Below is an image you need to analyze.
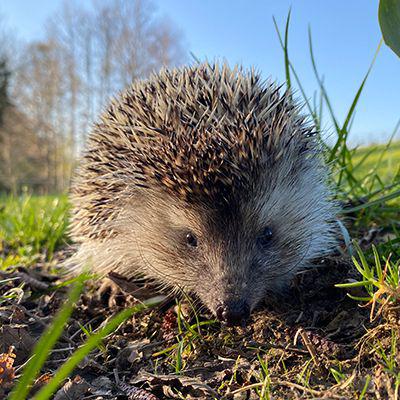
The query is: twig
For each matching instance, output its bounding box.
[229,380,324,396]
[296,328,322,369]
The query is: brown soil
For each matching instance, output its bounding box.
[0,251,398,399]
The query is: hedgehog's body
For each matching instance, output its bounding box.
[69,63,337,325]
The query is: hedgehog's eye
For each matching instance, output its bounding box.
[257,227,273,248]
[185,231,198,247]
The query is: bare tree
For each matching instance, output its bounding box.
[47,0,185,146]
[1,0,186,193]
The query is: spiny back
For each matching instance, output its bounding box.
[71,62,315,240]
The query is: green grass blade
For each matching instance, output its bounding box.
[9,276,86,400]
[346,294,372,302]
[335,280,372,288]
[308,26,340,134]
[366,118,400,192]
[283,8,292,92]
[352,146,383,172]
[33,296,163,400]
[341,41,382,134]
[365,181,400,202]
[328,40,381,164]
[355,243,372,277]
[372,245,383,281]
[273,14,321,130]
[352,257,369,278]
[358,375,371,400]
[175,340,184,374]
[342,188,400,213]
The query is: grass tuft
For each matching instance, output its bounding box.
[0,194,69,264]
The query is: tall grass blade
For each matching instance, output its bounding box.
[9,275,86,400]
[283,8,292,92]
[342,188,400,213]
[341,41,382,134]
[32,298,162,400]
[273,15,320,130]
[308,26,340,134]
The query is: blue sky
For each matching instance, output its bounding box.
[1,0,399,144]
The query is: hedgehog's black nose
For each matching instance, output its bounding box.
[216,300,250,326]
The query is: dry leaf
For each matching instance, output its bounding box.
[0,346,16,387]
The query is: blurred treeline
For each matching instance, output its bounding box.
[0,0,185,194]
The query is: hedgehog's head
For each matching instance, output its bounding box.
[117,153,335,326]
[70,63,337,326]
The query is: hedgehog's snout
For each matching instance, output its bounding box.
[216,299,250,327]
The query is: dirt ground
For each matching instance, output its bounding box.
[0,248,399,399]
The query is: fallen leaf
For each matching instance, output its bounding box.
[0,346,16,387]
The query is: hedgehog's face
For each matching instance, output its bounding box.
[123,194,273,326]
[183,209,286,327]
[180,200,312,327]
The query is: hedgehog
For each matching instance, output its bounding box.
[68,62,338,326]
